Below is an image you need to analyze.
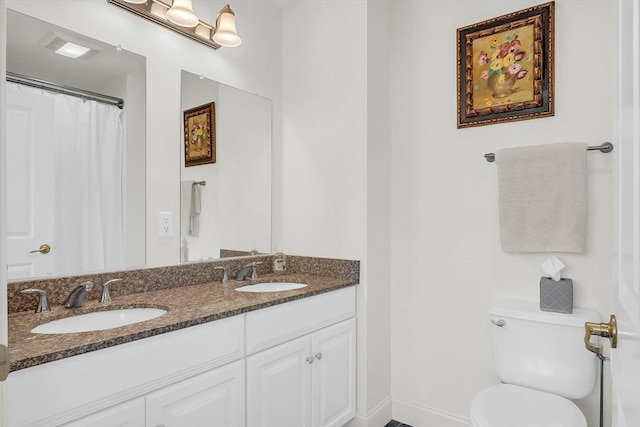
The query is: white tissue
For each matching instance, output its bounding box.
[542,256,565,281]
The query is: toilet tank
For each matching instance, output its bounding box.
[489,299,600,399]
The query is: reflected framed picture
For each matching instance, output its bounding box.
[456,2,554,128]
[184,102,216,166]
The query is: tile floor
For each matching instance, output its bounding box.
[385,421,413,427]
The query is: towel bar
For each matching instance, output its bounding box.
[192,181,206,186]
[484,142,614,163]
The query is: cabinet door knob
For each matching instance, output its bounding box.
[306,357,314,364]
[314,352,323,360]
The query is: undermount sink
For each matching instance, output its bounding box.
[31,308,167,334]
[235,282,307,293]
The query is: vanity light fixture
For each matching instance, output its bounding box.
[166,0,199,28]
[211,4,241,47]
[108,0,241,50]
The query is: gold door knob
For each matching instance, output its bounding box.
[30,244,51,255]
[584,314,617,356]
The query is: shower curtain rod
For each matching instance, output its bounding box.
[6,72,124,109]
[483,142,614,163]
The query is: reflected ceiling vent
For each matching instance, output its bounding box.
[41,32,103,59]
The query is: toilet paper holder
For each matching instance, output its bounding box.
[584,315,617,356]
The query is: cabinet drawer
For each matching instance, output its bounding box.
[245,286,355,355]
[61,398,145,427]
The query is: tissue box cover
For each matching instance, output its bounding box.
[540,277,573,314]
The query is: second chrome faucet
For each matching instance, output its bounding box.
[100,278,123,303]
[65,281,93,308]
[64,278,124,308]
[236,261,263,281]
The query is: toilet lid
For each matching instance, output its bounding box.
[470,384,587,427]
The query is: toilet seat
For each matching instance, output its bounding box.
[470,384,587,427]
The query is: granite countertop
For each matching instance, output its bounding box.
[8,273,356,372]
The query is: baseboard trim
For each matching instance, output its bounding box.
[392,398,470,427]
[345,395,392,427]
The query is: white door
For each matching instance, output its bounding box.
[246,335,312,427]
[612,0,640,426]
[145,360,245,427]
[1,3,9,425]
[5,84,55,279]
[311,319,356,427]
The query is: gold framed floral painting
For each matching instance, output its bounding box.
[184,102,216,167]
[457,2,554,128]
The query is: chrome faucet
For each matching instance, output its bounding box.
[20,289,51,313]
[100,278,123,303]
[65,281,93,308]
[214,266,229,284]
[236,261,262,281]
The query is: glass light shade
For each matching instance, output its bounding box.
[212,5,241,47]
[122,0,147,4]
[166,0,199,28]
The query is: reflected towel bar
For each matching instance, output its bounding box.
[193,181,206,186]
[484,142,614,163]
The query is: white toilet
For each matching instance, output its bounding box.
[470,299,600,427]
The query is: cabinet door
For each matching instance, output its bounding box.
[246,336,312,427]
[311,318,356,427]
[62,398,145,427]
[145,360,245,427]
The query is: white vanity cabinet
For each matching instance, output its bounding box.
[8,315,245,427]
[8,286,356,427]
[245,287,356,427]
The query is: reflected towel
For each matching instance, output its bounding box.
[190,182,201,235]
[180,181,201,237]
[495,142,587,253]
[180,181,193,237]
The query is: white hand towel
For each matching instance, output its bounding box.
[495,142,587,253]
[180,181,194,237]
[190,182,202,236]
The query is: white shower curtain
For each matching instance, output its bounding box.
[54,94,124,274]
[8,82,124,274]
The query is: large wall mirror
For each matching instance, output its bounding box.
[180,70,272,261]
[5,10,146,280]
[4,10,274,281]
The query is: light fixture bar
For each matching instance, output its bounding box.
[107,0,222,50]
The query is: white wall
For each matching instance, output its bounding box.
[389,1,615,426]
[280,1,388,425]
[6,0,283,268]
[365,0,392,425]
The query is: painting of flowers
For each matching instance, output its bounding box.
[457,2,554,128]
[474,28,533,109]
[184,102,216,167]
